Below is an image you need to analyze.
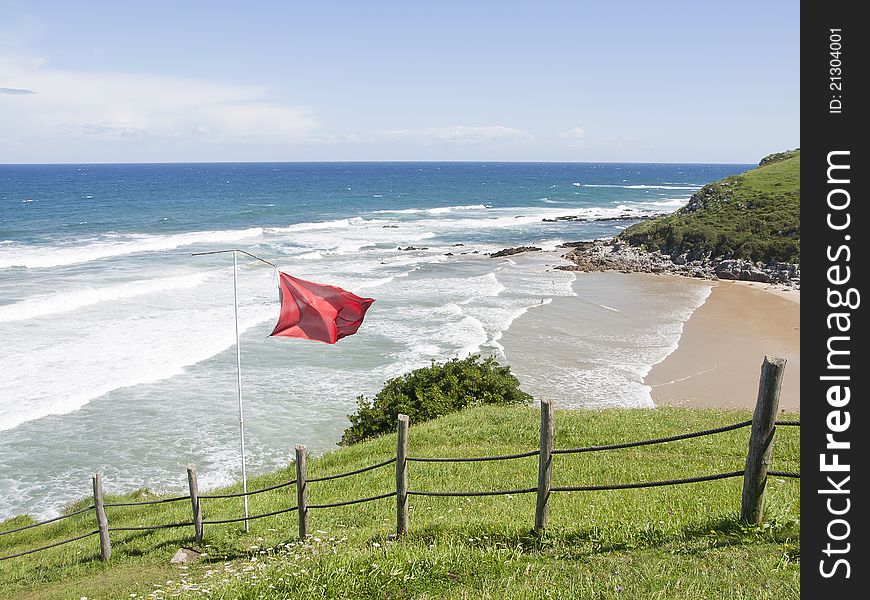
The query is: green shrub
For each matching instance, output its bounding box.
[341,355,532,445]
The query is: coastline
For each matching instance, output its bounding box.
[499,253,799,412]
[499,263,713,410]
[646,279,800,411]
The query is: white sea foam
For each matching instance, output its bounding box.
[269,217,366,233]
[583,184,700,190]
[353,276,396,291]
[0,272,210,323]
[372,204,489,215]
[0,270,279,431]
[624,184,700,190]
[499,272,711,409]
[0,228,264,269]
[633,198,687,208]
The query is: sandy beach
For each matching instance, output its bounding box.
[646,280,800,412]
[501,268,799,413]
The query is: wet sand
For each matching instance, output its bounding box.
[500,264,800,413]
[646,280,800,412]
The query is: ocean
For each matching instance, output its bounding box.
[0,161,750,519]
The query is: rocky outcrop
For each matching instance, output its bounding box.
[558,239,800,288]
[713,259,800,284]
[542,212,664,223]
[489,246,542,258]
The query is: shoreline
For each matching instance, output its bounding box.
[499,261,714,410]
[646,279,800,411]
[499,251,799,412]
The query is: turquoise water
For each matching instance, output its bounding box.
[0,161,748,518]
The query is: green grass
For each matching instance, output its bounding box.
[0,406,800,599]
[620,149,800,264]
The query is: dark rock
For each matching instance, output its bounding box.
[558,237,799,289]
[397,246,428,251]
[543,213,665,223]
[556,241,595,249]
[490,246,543,258]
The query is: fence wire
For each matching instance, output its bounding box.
[768,470,800,478]
[104,495,190,508]
[201,505,299,526]
[109,521,194,532]
[307,458,396,483]
[408,487,537,498]
[552,420,753,455]
[200,479,297,500]
[308,492,396,509]
[552,470,747,492]
[0,505,94,537]
[0,530,99,562]
[407,450,538,463]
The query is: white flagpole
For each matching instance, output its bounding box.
[192,248,276,532]
[232,250,249,531]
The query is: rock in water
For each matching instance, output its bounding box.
[489,246,542,258]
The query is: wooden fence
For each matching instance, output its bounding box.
[0,355,799,563]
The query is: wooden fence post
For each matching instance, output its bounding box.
[295,445,309,539]
[92,473,111,561]
[535,399,555,533]
[740,355,786,524]
[396,414,410,536]
[187,465,203,544]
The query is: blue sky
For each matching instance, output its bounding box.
[0,1,799,163]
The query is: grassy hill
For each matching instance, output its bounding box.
[620,150,800,264]
[1,406,799,599]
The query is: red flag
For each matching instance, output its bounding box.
[269,272,374,344]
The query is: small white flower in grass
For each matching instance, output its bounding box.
[372,542,381,548]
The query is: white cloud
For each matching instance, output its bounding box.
[0,56,319,147]
[0,87,34,95]
[559,126,587,140]
[379,125,533,144]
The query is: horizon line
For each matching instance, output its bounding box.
[0,158,758,167]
